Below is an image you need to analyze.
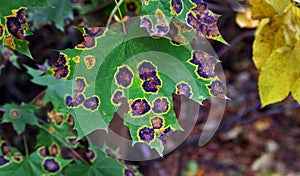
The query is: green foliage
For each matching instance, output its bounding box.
[56,20,223,155]
[0,0,226,174]
[0,0,49,18]
[2,103,38,134]
[251,1,300,106]
[26,0,77,31]
[64,142,126,176]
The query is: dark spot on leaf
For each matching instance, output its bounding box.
[152,98,169,114]
[131,99,151,116]
[85,149,96,162]
[151,116,164,129]
[10,109,20,119]
[158,126,173,146]
[84,55,96,69]
[16,8,26,24]
[1,143,11,155]
[49,143,59,156]
[6,8,26,39]
[75,77,87,93]
[208,80,224,96]
[190,51,217,78]
[39,147,48,157]
[124,169,136,176]
[142,76,162,93]
[115,66,134,88]
[66,93,85,107]
[43,158,60,173]
[76,36,96,49]
[53,54,67,68]
[186,3,221,38]
[53,65,70,79]
[67,137,77,146]
[138,126,154,143]
[112,90,123,105]
[85,27,105,38]
[176,82,192,97]
[83,96,100,111]
[52,114,64,125]
[0,24,4,39]
[171,0,183,14]
[13,153,22,162]
[140,15,169,37]
[138,61,157,80]
[0,156,10,167]
[66,96,73,107]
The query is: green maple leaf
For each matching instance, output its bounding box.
[59,19,225,155]
[2,103,38,134]
[0,150,71,175]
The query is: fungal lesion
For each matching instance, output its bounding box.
[189,50,217,79]
[157,126,174,146]
[5,8,27,40]
[140,10,170,37]
[170,0,184,15]
[52,54,70,79]
[114,65,134,88]
[83,96,100,111]
[137,61,162,93]
[42,158,61,173]
[130,98,151,116]
[76,27,106,50]
[150,116,164,129]
[84,55,96,69]
[111,89,124,106]
[208,80,225,97]
[176,81,193,98]
[152,97,170,114]
[137,126,155,143]
[186,0,222,38]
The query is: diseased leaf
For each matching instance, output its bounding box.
[0,0,49,18]
[140,0,227,44]
[259,46,300,107]
[253,10,296,70]
[27,66,74,110]
[0,148,71,175]
[0,8,32,58]
[61,20,225,155]
[249,0,277,19]
[64,142,126,176]
[26,0,76,31]
[253,5,300,106]
[265,0,290,13]
[2,103,38,134]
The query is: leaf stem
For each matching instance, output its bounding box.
[106,0,127,35]
[37,121,87,163]
[23,133,29,157]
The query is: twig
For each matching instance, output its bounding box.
[239,103,300,125]
[105,0,126,30]
[23,133,29,157]
[217,30,255,57]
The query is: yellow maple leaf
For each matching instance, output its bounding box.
[249,0,277,19]
[259,45,300,107]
